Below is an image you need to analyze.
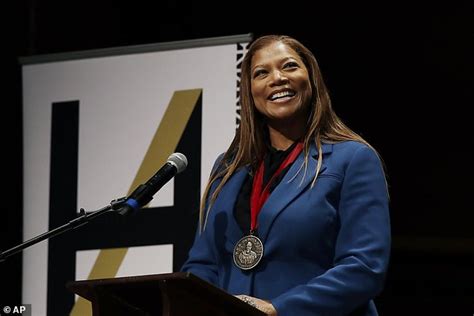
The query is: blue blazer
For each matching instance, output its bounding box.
[182,141,391,316]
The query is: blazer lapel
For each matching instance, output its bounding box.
[257,143,332,243]
[212,167,249,244]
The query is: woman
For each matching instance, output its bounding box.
[181,35,391,316]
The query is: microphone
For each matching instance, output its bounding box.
[117,152,188,215]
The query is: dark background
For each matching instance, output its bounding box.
[2,1,473,315]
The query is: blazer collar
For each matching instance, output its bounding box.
[309,141,333,157]
[211,167,248,244]
[258,142,333,243]
[211,142,333,245]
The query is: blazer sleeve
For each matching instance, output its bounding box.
[180,218,219,285]
[271,145,391,316]
[180,153,225,286]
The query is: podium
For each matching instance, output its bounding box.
[67,272,266,316]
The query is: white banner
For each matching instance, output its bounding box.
[21,36,250,315]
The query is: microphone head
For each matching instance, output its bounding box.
[167,152,188,173]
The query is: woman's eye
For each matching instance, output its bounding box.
[284,62,298,69]
[253,69,267,78]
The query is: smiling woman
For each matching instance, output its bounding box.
[181,35,391,316]
[250,41,312,150]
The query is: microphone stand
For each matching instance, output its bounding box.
[0,197,127,262]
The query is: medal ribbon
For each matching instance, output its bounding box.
[250,142,303,233]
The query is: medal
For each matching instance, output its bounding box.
[233,234,264,270]
[233,142,304,270]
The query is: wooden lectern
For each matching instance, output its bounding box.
[66,272,266,316]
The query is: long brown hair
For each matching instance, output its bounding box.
[199,35,374,231]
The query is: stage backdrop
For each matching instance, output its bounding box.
[21,34,251,316]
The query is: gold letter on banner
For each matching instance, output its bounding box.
[70,89,202,315]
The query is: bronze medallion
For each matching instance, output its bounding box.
[233,235,264,270]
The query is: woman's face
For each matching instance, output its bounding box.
[250,41,312,126]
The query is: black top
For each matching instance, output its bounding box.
[234,142,299,235]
